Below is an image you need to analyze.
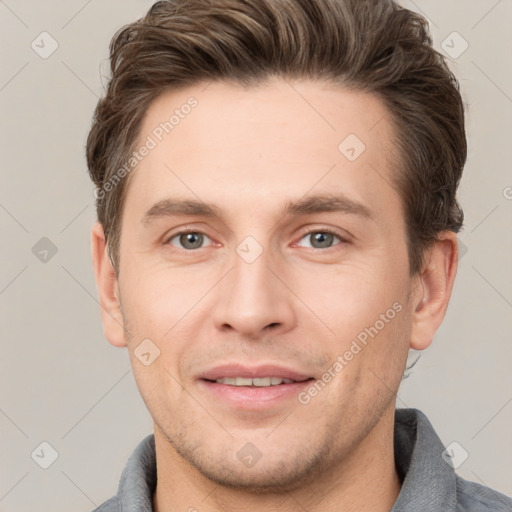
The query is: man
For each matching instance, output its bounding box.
[86,0,512,510]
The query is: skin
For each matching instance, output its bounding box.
[91,78,458,512]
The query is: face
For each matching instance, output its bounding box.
[108,78,423,491]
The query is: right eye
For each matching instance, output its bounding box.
[167,231,214,250]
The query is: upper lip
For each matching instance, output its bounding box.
[197,364,314,382]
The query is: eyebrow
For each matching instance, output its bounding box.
[283,194,373,220]
[141,193,374,225]
[142,199,221,225]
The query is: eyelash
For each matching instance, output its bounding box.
[165,227,348,251]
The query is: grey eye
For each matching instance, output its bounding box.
[169,232,210,250]
[298,232,340,249]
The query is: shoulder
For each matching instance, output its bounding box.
[456,475,512,511]
[89,434,156,512]
[90,496,120,511]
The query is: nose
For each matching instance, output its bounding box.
[212,243,297,338]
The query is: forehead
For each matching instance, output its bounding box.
[138,78,392,154]
[125,78,400,222]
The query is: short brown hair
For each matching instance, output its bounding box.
[86,0,466,276]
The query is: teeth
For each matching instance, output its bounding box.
[252,377,271,387]
[214,377,295,386]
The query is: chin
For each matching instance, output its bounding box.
[172,437,330,494]
[190,461,320,494]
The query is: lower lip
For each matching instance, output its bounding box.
[198,379,314,409]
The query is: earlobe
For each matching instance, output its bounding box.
[410,231,458,351]
[91,222,127,348]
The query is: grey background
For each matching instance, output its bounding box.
[0,1,511,510]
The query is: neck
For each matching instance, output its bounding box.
[153,407,401,512]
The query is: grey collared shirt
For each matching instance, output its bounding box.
[92,408,512,511]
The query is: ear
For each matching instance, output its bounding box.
[410,231,458,351]
[91,222,127,347]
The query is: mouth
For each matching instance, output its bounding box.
[204,376,311,387]
[196,364,315,409]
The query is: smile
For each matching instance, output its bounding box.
[212,377,298,386]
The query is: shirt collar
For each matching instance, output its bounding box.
[118,432,156,511]
[115,408,457,511]
[391,408,457,511]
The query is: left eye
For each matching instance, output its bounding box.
[168,232,213,250]
[297,231,342,249]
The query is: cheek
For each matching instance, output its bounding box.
[120,265,208,334]
[295,260,404,338]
